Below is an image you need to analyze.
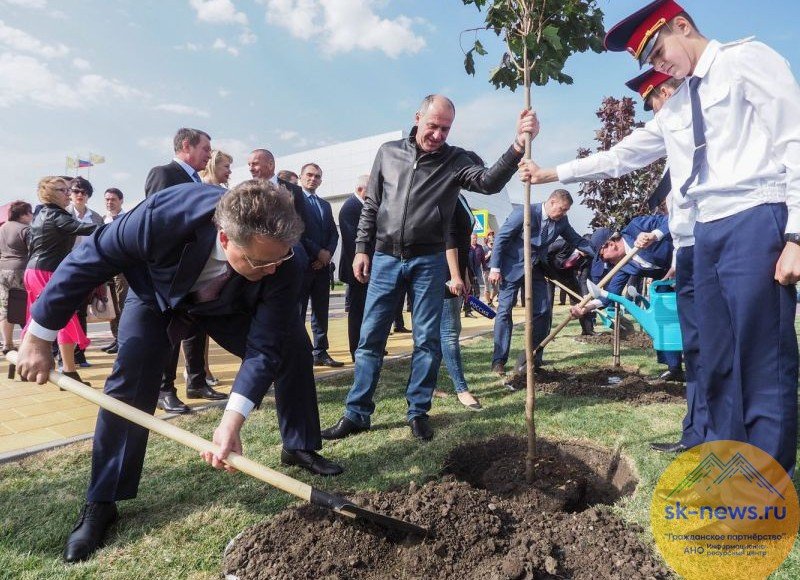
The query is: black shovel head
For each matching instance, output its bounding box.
[310,488,428,537]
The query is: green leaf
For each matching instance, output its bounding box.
[464,50,476,76]
[474,39,488,56]
[541,25,562,51]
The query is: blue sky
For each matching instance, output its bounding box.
[1,0,797,230]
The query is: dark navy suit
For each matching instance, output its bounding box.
[592,214,682,371]
[144,159,208,396]
[490,202,593,368]
[30,184,321,502]
[297,190,339,358]
[338,194,368,361]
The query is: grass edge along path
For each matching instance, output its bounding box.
[0,307,798,579]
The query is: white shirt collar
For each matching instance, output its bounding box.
[173,157,198,180]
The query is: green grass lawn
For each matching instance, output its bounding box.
[1,306,798,579]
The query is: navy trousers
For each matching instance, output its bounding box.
[300,268,332,358]
[694,203,797,474]
[675,245,705,447]
[346,280,368,361]
[492,263,549,369]
[87,292,322,502]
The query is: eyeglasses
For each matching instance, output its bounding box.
[70,188,87,195]
[242,247,294,269]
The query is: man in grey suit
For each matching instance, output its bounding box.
[489,189,593,376]
[144,128,224,414]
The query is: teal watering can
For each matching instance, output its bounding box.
[587,279,683,351]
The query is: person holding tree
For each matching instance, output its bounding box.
[519,0,800,475]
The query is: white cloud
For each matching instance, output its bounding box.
[0,20,68,58]
[238,29,257,45]
[212,38,239,56]
[189,0,248,26]
[218,87,230,97]
[175,42,202,51]
[278,130,298,141]
[2,0,48,9]
[137,136,174,155]
[0,53,146,108]
[211,137,252,165]
[154,103,210,118]
[260,0,426,58]
[72,57,90,70]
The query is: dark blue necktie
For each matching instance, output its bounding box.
[679,76,706,198]
[308,194,323,219]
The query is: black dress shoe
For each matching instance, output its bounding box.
[410,416,433,441]
[313,354,345,368]
[280,448,343,476]
[393,326,412,334]
[63,501,118,562]
[650,441,689,453]
[100,341,118,353]
[157,392,191,414]
[321,416,369,439]
[186,385,228,400]
[658,369,685,382]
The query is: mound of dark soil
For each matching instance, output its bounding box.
[573,331,654,350]
[505,367,685,406]
[222,437,672,580]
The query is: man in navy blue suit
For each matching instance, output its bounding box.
[297,163,343,367]
[339,175,370,361]
[573,214,683,380]
[489,189,594,375]
[15,180,342,563]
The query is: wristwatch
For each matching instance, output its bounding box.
[784,233,800,246]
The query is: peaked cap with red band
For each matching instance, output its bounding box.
[605,0,685,67]
[625,68,673,110]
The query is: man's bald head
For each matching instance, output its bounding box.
[248,148,275,179]
[414,94,456,153]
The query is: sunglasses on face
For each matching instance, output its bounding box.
[242,247,294,269]
[70,189,87,195]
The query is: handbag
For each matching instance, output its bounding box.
[86,283,117,323]
[7,287,27,326]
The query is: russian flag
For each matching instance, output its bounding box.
[77,159,93,168]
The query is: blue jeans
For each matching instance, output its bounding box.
[344,251,447,426]
[440,296,468,393]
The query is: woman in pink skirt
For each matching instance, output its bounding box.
[24,176,98,384]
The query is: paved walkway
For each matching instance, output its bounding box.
[0,303,513,461]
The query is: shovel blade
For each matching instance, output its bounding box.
[311,489,428,537]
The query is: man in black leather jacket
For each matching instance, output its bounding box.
[322,94,538,442]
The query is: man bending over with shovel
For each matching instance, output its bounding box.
[16,180,342,562]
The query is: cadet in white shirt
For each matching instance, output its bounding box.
[520,0,800,475]
[626,66,706,455]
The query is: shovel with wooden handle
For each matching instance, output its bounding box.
[534,246,641,352]
[545,277,613,327]
[5,351,428,537]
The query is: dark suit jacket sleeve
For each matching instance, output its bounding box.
[560,219,595,258]
[145,162,192,197]
[324,200,339,255]
[490,206,523,270]
[231,258,304,407]
[338,197,361,284]
[144,166,167,198]
[30,206,149,330]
